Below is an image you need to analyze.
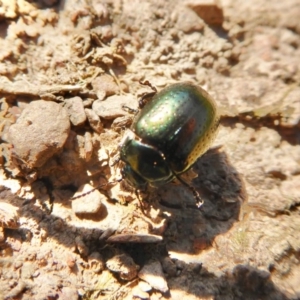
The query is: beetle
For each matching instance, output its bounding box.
[118,81,219,207]
[71,81,219,208]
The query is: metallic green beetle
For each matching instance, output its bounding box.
[120,82,219,205]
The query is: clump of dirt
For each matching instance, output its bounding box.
[0,0,299,299]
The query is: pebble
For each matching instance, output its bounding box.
[8,100,70,168]
[85,108,103,133]
[106,253,139,281]
[92,95,137,119]
[64,96,87,126]
[72,184,105,216]
[186,0,224,25]
[66,254,76,269]
[138,260,168,293]
[88,252,104,273]
[92,74,119,99]
[138,281,152,292]
[111,115,132,131]
[161,257,177,277]
[174,6,204,33]
[75,236,89,257]
[107,233,163,243]
[132,286,150,299]
[84,131,93,161]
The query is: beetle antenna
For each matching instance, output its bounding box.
[173,174,204,208]
[138,80,157,108]
[70,178,122,200]
[139,80,157,92]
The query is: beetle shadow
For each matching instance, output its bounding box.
[2,201,293,300]
[117,243,291,300]
[1,145,244,257]
[166,262,291,300]
[0,156,295,300]
[151,147,246,255]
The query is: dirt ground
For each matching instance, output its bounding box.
[0,0,300,299]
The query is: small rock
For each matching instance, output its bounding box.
[83,98,94,107]
[185,0,224,25]
[52,219,64,231]
[85,108,103,133]
[95,89,106,101]
[161,257,177,277]
[175,6,204,33]
[63,130,77,150]
[138,260,168,293]
[92,74,119,99]
[59,286,79,300]
[8,100,70,168]
[106,253,139,281]
[191,262,202,274]
[111,115,132,131]
[88,252,104,273]
[106,233,163,243]
[64,96,87,126]
[132,286,150,299]
[84,132,93,161]
[92,95,137,119]
[72,184,105,216]
[138,281,152,292]
[66,254,76,269]
[75,236,89,257]
[99,228,115,241]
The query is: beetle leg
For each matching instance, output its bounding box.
[138,92,156,108]
[174,174,204,208]
[134,189,149,217]
[138,80,157,108]
[122,104,138,114]
[110,152,121,167]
